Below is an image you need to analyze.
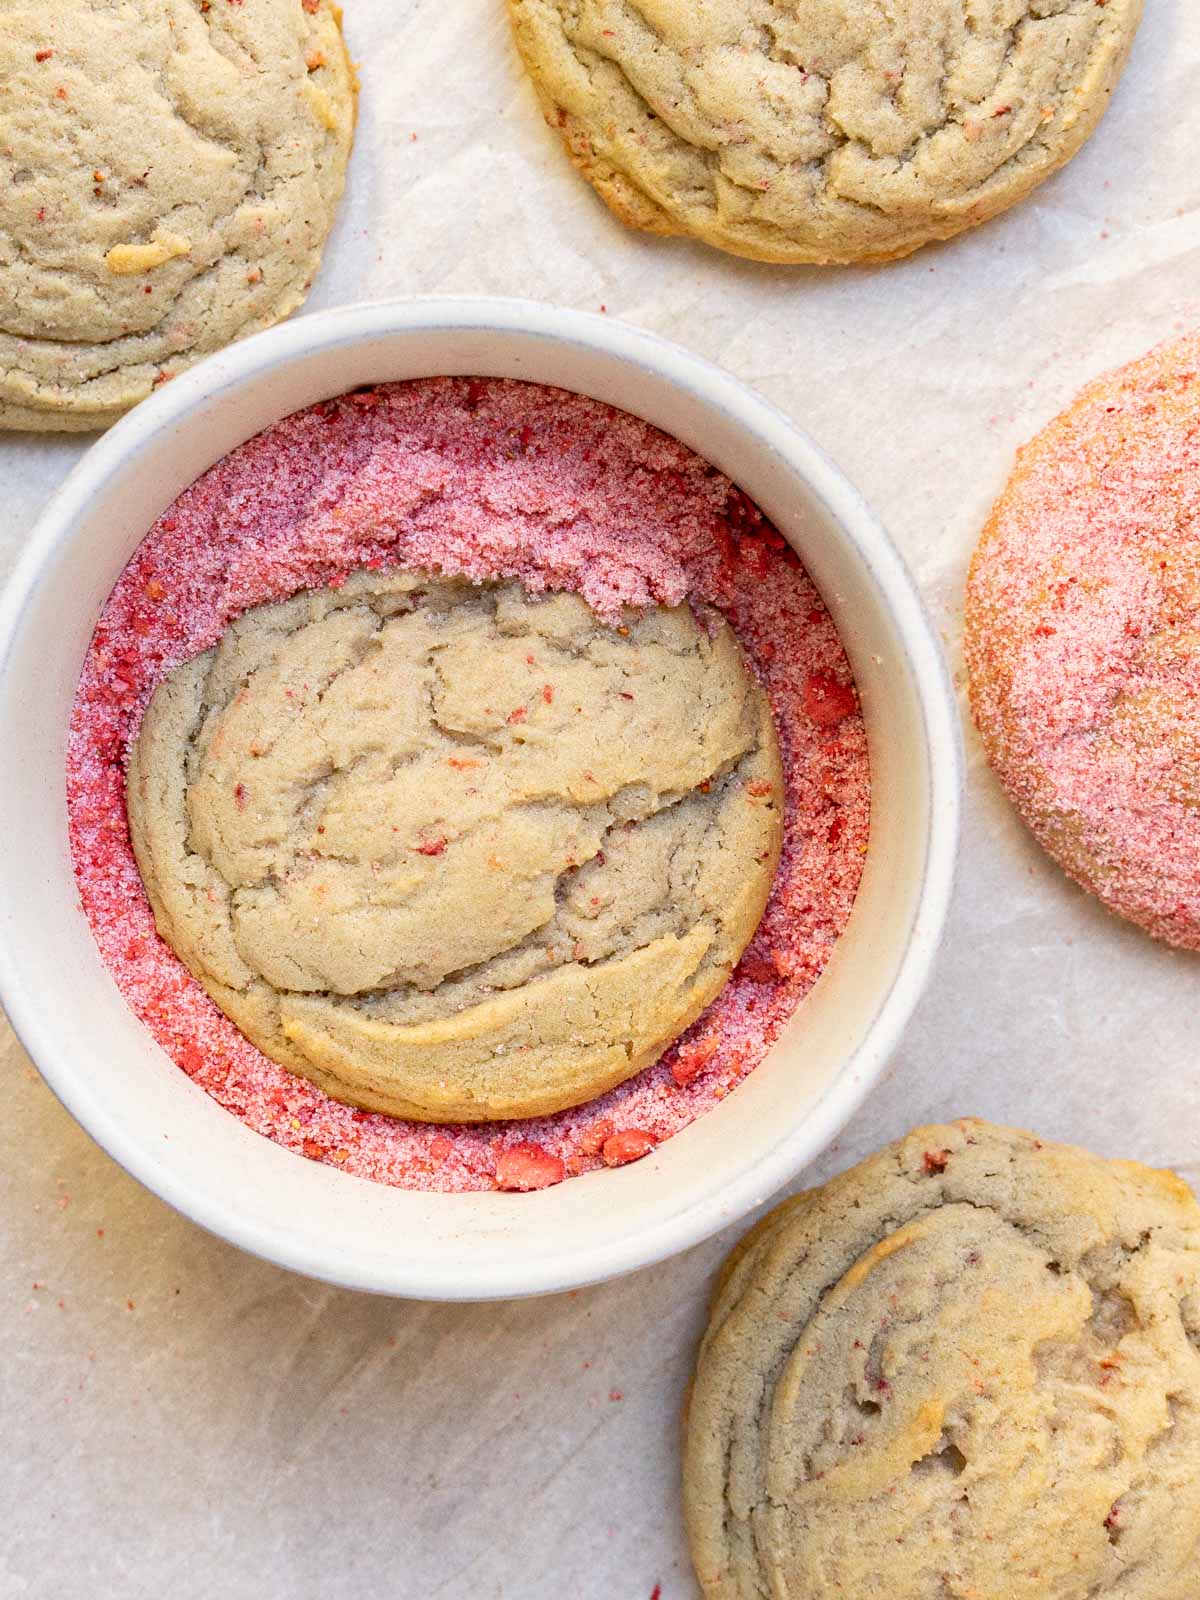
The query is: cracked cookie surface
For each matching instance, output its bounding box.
[966,333,1200,950]
[126,570,783,1122]
[683,1119,1200,1599]
[0,0,354,431]
[509,0,1143,264]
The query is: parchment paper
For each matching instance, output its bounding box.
[3,5,1200,1596]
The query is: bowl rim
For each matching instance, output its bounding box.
[0,296,963,1298]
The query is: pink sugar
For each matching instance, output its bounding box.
[967,332,1200,947]
[67,377,870,1193]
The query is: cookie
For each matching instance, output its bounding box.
[126,570,783,1123]
[0,0,355,432]
[966,333,1200,950]
[508,0,1143,265]
[683,1120,1200,1599]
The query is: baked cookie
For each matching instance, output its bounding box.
[0,0,355,432]
[683,1119,1200,1599]
[126,571,783,1122]
[966,333,1200,950]
[509,0,1143,265]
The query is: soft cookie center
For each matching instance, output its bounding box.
[185,577,767,1002]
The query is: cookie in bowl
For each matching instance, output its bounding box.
[683,1119,1200,1599]
[126,570,782,1122]
[68,375,871,1193]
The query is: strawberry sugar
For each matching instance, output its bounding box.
[67,377,870,1193]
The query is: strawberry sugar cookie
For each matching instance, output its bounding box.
[966,332,1200,948]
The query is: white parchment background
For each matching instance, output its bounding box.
[3,4,1200,1596]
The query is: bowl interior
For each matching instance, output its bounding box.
[0,303,959,1298]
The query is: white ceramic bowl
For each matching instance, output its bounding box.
[0,299,961,1300]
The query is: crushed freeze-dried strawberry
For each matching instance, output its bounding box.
[737,951,782,984]
[495,1143,565,1191]
[738,540,771,578]
[579,1119,615,1156]
[804,674,857,727]
[671,1034,720,1087]
[416,838,446,856]
[602,1129,656,1167]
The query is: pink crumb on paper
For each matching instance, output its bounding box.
[66,377,870,1194]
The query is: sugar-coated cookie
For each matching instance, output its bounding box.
[509,0,1143,265]
[0,0,355,431]
[683,1119,1200,1599]
[127,571,783,1122]
[966,333,1200,949]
